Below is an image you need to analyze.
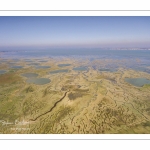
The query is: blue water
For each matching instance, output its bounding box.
[1,49,150,59]
[11,66,23,69]
[38,60,48,62]
[21,73,38,78]
[25,59,33,62]
[26,78,51,85]
[73,66,88,71]
[27,63,40,66]
[125,78,150,87]
[50,69,68,74]
[35,66,50,69]
[99,68,117,72]
[58,64,71,67]
[1,49,150,73]
[0,70,7,74]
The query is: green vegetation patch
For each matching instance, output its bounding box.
[74,88,89,92]
[98,86,107,95]
[0,97,23,122]
[143,84,150,88]
[61,85,77,91]
[68,92,85,100]
[0,72,22,85]
[142,121,150,127]
[25,86,34,93]
[43,88,58,97]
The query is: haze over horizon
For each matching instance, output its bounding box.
[0,16,150,50]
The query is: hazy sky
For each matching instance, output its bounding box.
[0,16,150,50]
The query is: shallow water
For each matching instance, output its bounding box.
[21,73,38,78]
[27,63,40,66]
[125,78,150,87]
[2,49,150,59]
[99,68,117,72]
[58,64,71,67]
[35,66,50,69]
[25,60,33,62]
[73,66,88,71]
[0,70,7,74]
[38,60,48,62]
[11,66,23,69]
[50,69,68,74]
[26,78,51,85]
[131,66,150,74]
[8,62,16,65]
[1,50,150,74]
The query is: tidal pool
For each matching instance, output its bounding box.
[11,66,23,69]
[73,66,87,71]
[28,63,40,66]
[99,68,111,71]
[21,73,38,78]
[26,78,51,85]
[8,62,16,65]
[35,66,50,69]
[125,78,150,87]
[50,69,68,74]
[99,68,117,72]
[12,59,20,62]
[25,60,33,62]
[38,60,48,62]
[58,64,71,67]
[0,70,7,74]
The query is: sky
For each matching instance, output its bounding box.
[0,16,150,50]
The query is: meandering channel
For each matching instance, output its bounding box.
[29,90,69,121]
